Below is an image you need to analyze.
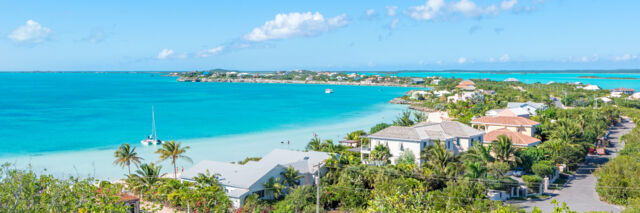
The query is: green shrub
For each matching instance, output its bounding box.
[532,160,556,178]
[522,175,543,193]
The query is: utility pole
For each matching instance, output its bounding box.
[315,162,323,213]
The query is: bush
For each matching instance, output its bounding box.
[395,150,416,166]
[522,175,543,193]
[272,186,316,213]
[517,147,546,172]
[532,160,556,178]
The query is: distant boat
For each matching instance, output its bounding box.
[141,106,163,146]
[325,88,333,94]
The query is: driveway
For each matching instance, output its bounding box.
[550,96,568,109]
[507,117,635,212]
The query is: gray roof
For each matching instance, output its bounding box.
[368,126,421,141]
[181,149,330,189]
[507,101,546,109]
[368,121,484,141]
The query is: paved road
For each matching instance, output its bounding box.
[550,96,567,109]
[507,117,635,212]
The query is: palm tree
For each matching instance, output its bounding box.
[464,161,488,179]
[344,130,369,146]
[319,139,339,153]
[263,177,284,199]
[370,144,391,162]
[280,166,303,187]
[413,111,427,123]
[492,135,520,166]
[155,140,192,179]
[113,143,143,175]
[551,119,581,143]
[131,163,164,194]
[393,110,415,126]
[461,142,494,163]
[306,135,322,151]
[422,141,459,176]
[194,169,221,187]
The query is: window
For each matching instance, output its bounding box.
[456,138,460,146]
[255,190,265,198]
[400,143,404,151]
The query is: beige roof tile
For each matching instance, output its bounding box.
[471,116,539,126]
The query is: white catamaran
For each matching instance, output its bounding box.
[141,106,164,145]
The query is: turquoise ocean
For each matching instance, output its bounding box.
[0,71,639,179]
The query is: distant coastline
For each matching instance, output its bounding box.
[178,78,429,88]
[578,75,639,80]
[3,69,640,74]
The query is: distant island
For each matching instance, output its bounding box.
[579,75,639,80]
[170,70,433,88]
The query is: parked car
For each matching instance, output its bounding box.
[512,170,524,177]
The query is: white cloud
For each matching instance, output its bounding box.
[8,20,52,43]
[567,54,599,63]
[501,0,518,10]
[452,0,480,16]
[390,19,400,29]
[244,12,348,42]
[499,54,510,62]
[458,57,467,64]
[489,57,496,62]
[366,9,376,17]
[615,53,638,62]
[197,46,225,58]
[386,6,398,16]
[451,0,498,17]
[407,0,446,20]
[407,0,526,21]
[157,48,175,60]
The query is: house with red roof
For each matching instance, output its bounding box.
[471,116,540,137]
[482,128,541,147]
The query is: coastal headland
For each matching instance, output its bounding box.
[179,77,429,88]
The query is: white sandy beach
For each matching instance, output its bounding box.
[0,104,406,181]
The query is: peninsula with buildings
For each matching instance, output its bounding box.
[171,70,432,88]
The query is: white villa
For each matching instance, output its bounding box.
[506,101,547,116]
[366,121,485,165]
[447,91,477,103]
[409,90,430,100]
[582,84,600,91]
[433,90,451,97]
[180,149,330,208]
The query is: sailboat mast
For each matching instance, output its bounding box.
[152,106,157,140]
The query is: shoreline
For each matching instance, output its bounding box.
[0,104,407,181]
[578,75,639,80]
[177,78,430,88]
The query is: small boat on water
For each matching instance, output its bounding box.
[141,106,164,146]
[325,88,333,94]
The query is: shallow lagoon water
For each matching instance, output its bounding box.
[0,72,410,179]
[1,71,639,179]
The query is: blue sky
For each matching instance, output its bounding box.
[1,0,639,71]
